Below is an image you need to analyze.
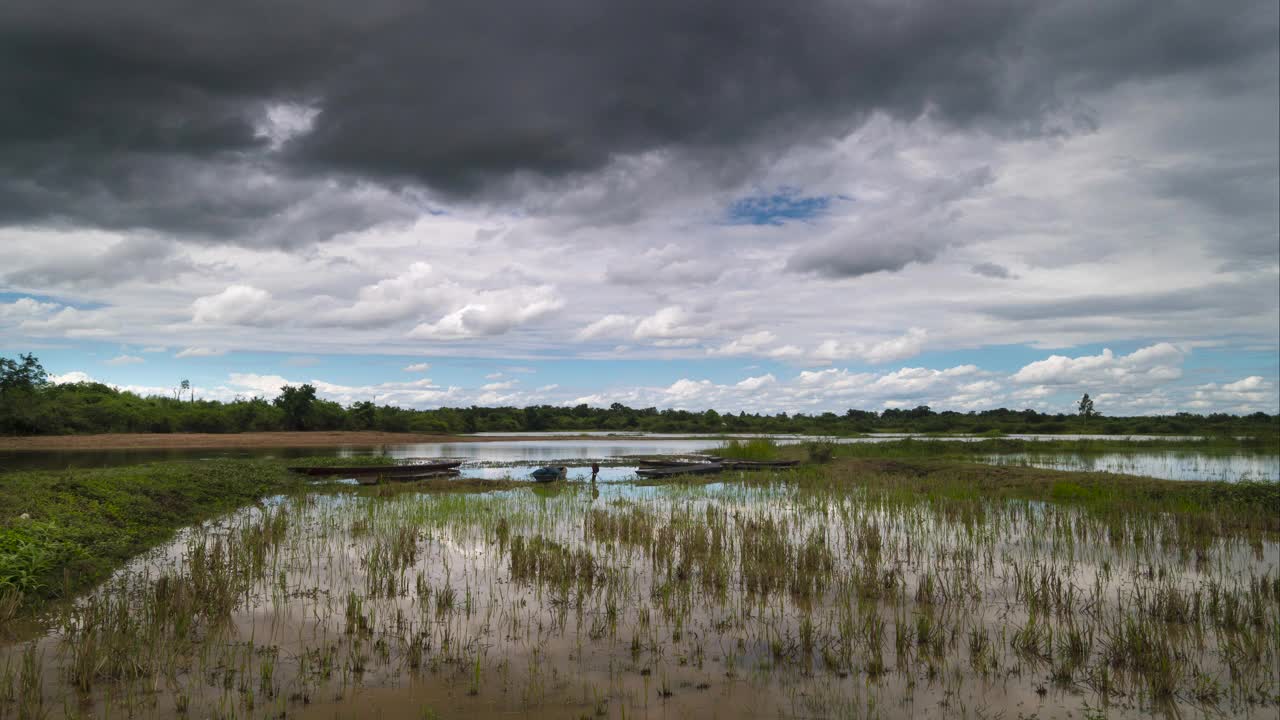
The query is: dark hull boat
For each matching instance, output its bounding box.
[380,469,462,483]
[635,458,710,468]
[352,469,462,486]
[635,463,723,478]
[290,461,463,477]
[530,466,567,483]
[707,458,801,470]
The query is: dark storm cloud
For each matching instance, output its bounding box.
[784,166,996,278]
[1149,160,1280,266]
[1,0,1276,240]
[971,262,1014,279]
[787,239,943,279]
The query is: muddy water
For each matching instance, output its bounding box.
[3,477,1277,719]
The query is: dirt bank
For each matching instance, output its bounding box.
[0,431,595,451]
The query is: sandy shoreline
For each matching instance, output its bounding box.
[0,431,598,451]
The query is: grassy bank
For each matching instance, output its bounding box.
[0,460,309,614]
[0,430,597,451]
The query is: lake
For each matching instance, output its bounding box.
[2,433,1275,481]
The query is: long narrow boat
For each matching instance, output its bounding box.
[289,461,463,477]
[635,458,711,468]
[381,469,462,483]
[705,458,801,469]
[635,463,723,478]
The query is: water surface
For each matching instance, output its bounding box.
[983,451,1279,482]
[4,477,1275,719]
[3,433,1274,482]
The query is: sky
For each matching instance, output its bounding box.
[1,0,1277,416]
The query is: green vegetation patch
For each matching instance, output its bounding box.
[0,460,302,608]
[713,438,780,460]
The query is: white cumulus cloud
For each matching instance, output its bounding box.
[1011,343,1184,388]
[813,328,928,364]
[192,285,274,325]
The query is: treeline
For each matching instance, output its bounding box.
[2,353,1277,437]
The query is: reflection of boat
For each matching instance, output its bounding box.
[530,466,567,483]
[635,463,723,478]
[290,461,462,477]
[531,483,569,498]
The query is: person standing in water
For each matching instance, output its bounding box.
[590,461,600,482]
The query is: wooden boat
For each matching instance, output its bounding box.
[706,458,801,469]
[381,469,462,483]
[635,463,723,478]
[530,466,567,483]
[289,461,463,477]
[354,469,462,486]
[635,458,709,468]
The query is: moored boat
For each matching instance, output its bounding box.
[381,469,462,483]
[289,461,463,477]
[530,466,567,483]
[635,457,710,467]
[707,458,801,469]
[635,463,723,478]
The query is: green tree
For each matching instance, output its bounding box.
[1077,393,1098,419]
[349,401,377,430]
[0,353,48,393]
[274,384,317,430]
[0,353,51,434]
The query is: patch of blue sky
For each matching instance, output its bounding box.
[19,338,1271,412]
[1182,344,1278,380]
[725,187,839,225]
[897,345,1058,374]
[0,291,107,310]
[18,347,731,396]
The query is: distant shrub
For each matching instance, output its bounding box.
[805,440,836,463]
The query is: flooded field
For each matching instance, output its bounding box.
[3,466,1277,719]
[984,452,1280,483]
[3,433,1273,485]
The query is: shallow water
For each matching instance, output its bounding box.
[3,477,1276,719]
[983,451,1280,482]
[0,437,734,471]
[0,432,1250,482]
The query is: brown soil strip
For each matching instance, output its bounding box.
[0,431,599,451]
